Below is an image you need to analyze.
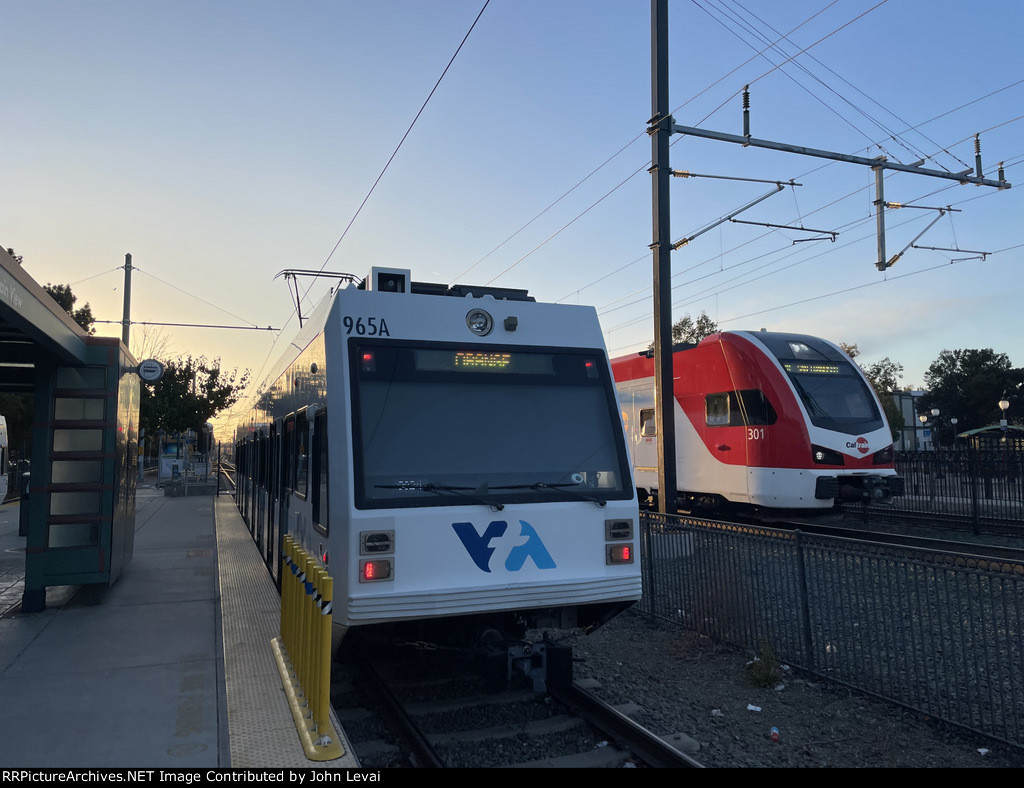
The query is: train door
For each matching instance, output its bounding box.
[255,434,267,556]
[243,438,253,530]
[267,423,281,581]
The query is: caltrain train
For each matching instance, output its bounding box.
[234,267,640,653]
[612,330,903,514]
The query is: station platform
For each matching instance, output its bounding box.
[0,487,358,769]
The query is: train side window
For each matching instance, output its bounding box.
[295,409,309,499]
[312,410,328,533]
[639,408,657,437]
[283,414,296,492]
[706,393,730,426]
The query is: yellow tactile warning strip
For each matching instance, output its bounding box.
[214,496,358,768]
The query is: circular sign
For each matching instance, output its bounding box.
[137,359,165,382]
[856,436,870,454]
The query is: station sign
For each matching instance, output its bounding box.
[137,358,165,382]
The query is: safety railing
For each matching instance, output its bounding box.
[877,450,1024,534]
[271,535,343,761]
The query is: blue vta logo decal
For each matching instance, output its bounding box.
[452,520,556,573]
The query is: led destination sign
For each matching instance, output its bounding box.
[413,349,555,375]
[783,361,842,376]
[454,351,511,370]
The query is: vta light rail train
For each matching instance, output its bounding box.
[611,330,903,515]
[234,267,640,652]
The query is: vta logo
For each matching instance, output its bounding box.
[452,520,557,573]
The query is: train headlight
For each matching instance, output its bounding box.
[872,445,894,465]
[812,445,845,465]
[466,308,493,336]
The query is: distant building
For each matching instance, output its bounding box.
[891,390,931,451]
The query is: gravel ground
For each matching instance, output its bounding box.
[556,607,1024,768]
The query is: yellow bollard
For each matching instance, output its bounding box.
[316,573,333,733]
[270,540,342,760]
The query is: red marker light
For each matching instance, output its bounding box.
[360,559,392,582]
[361,352,376,372]
[606,544,634,565]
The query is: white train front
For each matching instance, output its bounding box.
[235,268,640,649]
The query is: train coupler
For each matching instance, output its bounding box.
[479,638,573,693]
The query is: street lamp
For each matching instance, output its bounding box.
[931,408,940,448]
[919,413,929,450]
[950,417,958,448]
[999,397,1010,442]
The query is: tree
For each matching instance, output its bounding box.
[139,356,250,438]
[647,311,718,350]
[862,357,905,441]
[918,348,1024,444]
[130,325,175,362]
[43,283,95,334]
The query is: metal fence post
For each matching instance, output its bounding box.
[968,450,980,535]
[794,530,815,672]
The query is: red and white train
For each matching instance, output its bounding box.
[612,330,903,514]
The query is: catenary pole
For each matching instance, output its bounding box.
[122,253,132,346]
[650,0,677,513]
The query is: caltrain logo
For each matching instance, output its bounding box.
[452,520,557,573]
[845,437,870,454]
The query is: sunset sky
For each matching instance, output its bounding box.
[4,0,1021,436]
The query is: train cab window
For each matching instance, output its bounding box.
[351,340,633,509]
[295,409,309,499]
[706,390,777,427]
[639,408,657,437]
[737,390,776,425]
[312,410,328,533]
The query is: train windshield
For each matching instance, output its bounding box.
[350,340,632,509]
[779,358,883,435]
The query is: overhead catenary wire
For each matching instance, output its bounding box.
[301,0,490,305]
[599,156,1022,338]
[465,0,853,290]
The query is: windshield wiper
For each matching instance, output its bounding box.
[374,482,504,511]
[493,482,607,507]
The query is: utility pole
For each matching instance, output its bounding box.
[121,252,133,347]
[650,0,677,514]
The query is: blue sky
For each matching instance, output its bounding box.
[3,0,1022,436]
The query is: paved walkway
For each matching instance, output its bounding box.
[0,487,356,768]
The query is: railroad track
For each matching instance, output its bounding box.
[331,637,701,768]
[761,517,1024,562]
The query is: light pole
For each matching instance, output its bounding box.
[931,408,940,448]
[999,397,1010,442]
[950,417,958,449]
[919,413,929,451]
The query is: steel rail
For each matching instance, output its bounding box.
[352,656,446,768]
[547,680,703,768]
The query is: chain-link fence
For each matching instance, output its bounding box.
[639,511,1024,748]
